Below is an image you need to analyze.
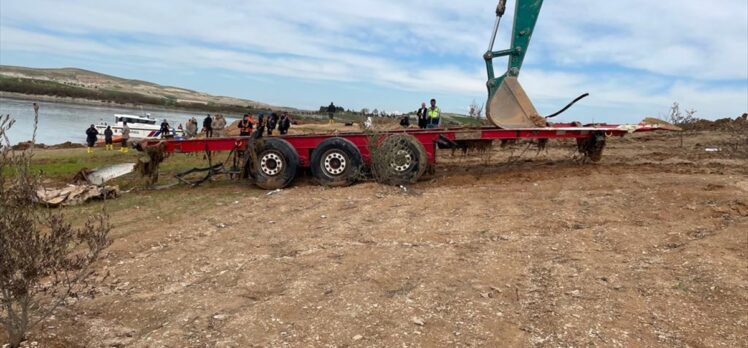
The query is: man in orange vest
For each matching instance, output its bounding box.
[238,114,254,136]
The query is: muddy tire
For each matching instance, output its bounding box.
[371,134,428,185]
[310,138,363,187]
[251,138,299,190]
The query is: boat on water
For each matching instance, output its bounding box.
[95,113,183,140]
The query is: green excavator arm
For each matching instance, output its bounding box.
[484,0,546,128]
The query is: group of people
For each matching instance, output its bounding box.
[397,98,442,129]
[182,112,292,139]
[416,98,441,129]
[241,112,292,136]
[85,122,130,153]
[181,114,229,139]
[85,110,294,154]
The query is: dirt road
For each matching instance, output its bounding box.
[15,131,748,347]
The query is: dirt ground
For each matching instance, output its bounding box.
[6,130,748,347]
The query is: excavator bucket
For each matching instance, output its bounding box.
[486,76,546,129]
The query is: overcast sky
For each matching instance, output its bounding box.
[1,0,746,123]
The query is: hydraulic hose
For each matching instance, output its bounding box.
[544,93,590,119]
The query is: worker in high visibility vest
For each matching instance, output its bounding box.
[427,98,441,128]
[238,114,254,136]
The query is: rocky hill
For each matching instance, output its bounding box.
[0,65,289,112]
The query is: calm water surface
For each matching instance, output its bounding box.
[0,97,238,145]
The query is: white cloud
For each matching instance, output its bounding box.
[0,0,746,118]
[538,0,748,80]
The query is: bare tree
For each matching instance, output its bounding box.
[469,99,484,119]
[668,102,696,147]
[0,114,111,348]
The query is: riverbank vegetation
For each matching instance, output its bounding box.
[0,76,268,115]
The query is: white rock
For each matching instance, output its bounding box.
[353,335,363,341]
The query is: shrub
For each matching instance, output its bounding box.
[0,114,111,347]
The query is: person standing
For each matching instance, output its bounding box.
[190,117,199,138]
[238,114,253,136]
[278,112,292,135]
[120,122,130,153]
[160,119,171,138]
[427,98,441,128]
[188,119,196,139]
[213,114,227,137]
[104,125,114,150]
[85,124,98,154]
[267,113,279,136]
[417,102,429,129]
[203,114,213,138]
[327,102,336,125]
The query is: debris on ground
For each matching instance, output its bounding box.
[36,184,120,206]
[74,163,136,185]
[135,142,168,185]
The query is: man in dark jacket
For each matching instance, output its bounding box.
[104,126,114,150]
[278,113,292,135]
[267,113,279,136]
[86,124,98,154]
[416,102,428,129]
[327,102,336,124]
[203,114,213,138]
[160,119,171,138]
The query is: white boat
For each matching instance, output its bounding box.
[95,113,183,140]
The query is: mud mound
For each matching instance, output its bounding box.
[49,141,85,149]
[685,114,747,131]
[641,117,682,131]
[13,141,86,150]
[11,141,45,150]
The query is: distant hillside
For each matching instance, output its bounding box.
[0,65,292,113]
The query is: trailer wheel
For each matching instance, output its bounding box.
[310,138,363,187]
[251,138,299,189]
[371,134,428,185]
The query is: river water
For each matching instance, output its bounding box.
[0,97,238,145]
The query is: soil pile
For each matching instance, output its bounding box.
[685,113,747,131]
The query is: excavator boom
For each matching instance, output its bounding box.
[484,0,545,128]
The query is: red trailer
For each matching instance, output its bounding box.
[140,0,673,189]
[140,122,666,190]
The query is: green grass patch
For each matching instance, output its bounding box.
[23,147,264,236]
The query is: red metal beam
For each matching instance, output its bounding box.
[142,124,665,167]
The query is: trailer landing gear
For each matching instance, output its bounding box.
[577,131,606,162]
